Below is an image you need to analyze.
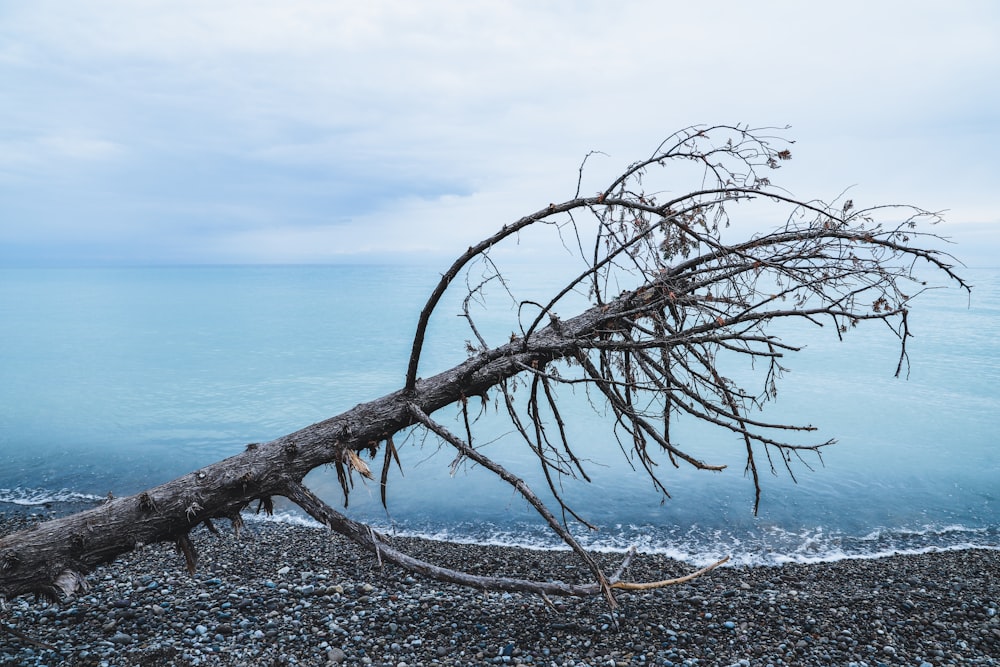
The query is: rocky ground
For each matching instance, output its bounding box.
[1,513,998,666]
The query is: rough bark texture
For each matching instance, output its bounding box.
[0,125,966,606]
[0,281,665,600]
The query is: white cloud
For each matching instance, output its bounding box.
[0,135,124,171]
[39,135,125,161]
[1,0,997,264]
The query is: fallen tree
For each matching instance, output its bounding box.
[0,125,966,609]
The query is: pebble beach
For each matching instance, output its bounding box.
[1,513,998,667]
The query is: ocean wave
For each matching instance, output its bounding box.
[0,487,104,507]
[246,511,325,530]
[5,487,995,568]
[245,511,999,568]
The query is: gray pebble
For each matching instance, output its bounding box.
[1,517,997,667]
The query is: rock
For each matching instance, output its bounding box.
[2,517,998,667]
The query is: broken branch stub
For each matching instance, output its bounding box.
[0,125,966,607]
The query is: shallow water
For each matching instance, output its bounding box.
[1,264,997,564]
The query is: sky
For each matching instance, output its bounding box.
[1,1,998,267]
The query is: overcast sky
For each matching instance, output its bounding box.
[2,1,998,266]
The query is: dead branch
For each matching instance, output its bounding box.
[0,124,967,612]
[284,479,725,599]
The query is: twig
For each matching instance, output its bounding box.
[281,479,725,602]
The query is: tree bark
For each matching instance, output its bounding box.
[0,124,967,606]
[0,281,658,601]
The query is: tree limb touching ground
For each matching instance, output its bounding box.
[0,125,966,607]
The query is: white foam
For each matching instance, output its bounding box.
[244,512,1000,568]
[0,487,104,506]
[243,511,325,529]
[762,542,1000,566]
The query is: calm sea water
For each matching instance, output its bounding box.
[1,264,997,565]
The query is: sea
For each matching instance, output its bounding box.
[1,263,997,567]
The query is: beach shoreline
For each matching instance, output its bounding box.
[2,514,998,666]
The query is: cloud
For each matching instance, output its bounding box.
[0,135,125,177]
[1,1,998,265]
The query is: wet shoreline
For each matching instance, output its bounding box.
[2,514,998,666]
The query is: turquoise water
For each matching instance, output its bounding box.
[1,265,997,565]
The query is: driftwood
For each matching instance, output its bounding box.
[0,125,966,608]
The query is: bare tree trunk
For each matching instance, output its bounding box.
[0,125,966,607]
[0,279,702,601]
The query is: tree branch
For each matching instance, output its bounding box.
[0,125,967,612]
